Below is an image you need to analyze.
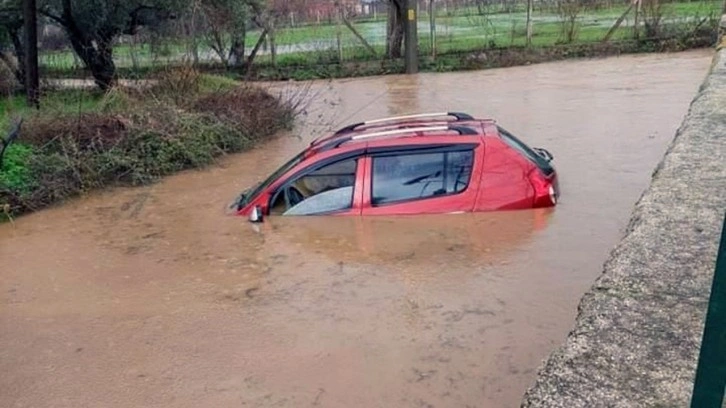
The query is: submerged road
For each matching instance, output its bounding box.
[0,49,715,407]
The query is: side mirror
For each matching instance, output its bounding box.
[534,147,554,162]
[249,205,264,223]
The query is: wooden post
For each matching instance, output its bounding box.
[526,0,533,46]
[341,13,377,56]
[336,8,343,62]
[603,1,635,42]
[633,0,642,39]
[429,0,436,58]
[23,0,39,108]
[404,0,418,74]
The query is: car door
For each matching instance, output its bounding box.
[360,143,483,216]
[266,149,367,217]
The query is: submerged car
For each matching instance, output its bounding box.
[232,112,559,222]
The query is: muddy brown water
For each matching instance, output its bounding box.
[0,49,713,408]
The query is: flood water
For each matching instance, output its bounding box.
[0,49,713,408]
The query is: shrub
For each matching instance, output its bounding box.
[0,73,301,218]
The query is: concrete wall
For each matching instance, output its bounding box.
[520,28,726,408]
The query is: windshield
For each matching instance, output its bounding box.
[236,151,306,209]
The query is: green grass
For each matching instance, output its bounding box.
[0,73,237,131]
[0,89,109,130]
[0,144,34,194]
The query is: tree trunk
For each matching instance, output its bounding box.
[57,0,116,90]
[386,0,404,58]
[9,28,26,87]
[208,30,230,67]
[244,28,268,79]
[68,35,116,91]
[228,31,246,68]
[24,0,39,108]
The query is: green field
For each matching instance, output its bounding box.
[37,0,721,72]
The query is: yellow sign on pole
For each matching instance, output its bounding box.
[408,9,415,21]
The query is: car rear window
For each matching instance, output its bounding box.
[497,126,554,176]
[372,150,474,205]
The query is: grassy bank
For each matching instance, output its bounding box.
[0,70,300,220]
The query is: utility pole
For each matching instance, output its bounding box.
[404,0,418,74]
[23,0,39,109]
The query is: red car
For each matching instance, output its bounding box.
[232,112,559,222]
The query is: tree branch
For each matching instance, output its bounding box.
[38,9,65,26]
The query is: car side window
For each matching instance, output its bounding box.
[269,157,358,216]
[371,149,474,206]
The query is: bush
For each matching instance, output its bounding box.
[0,70,302,218]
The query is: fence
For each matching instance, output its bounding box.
[36,0,723,75]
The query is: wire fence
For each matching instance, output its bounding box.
[37,0,723,74]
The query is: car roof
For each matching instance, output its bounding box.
[307,112,498,154]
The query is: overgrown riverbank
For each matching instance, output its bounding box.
[0,69,301,220]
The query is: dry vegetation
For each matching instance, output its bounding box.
[0,68,304,218]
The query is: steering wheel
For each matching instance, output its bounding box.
[284,186,305,209]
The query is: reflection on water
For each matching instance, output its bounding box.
[0,49,713,408]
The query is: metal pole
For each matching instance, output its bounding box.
[23,0,39,109]
[690,213,726,407]
[404,0,418,74]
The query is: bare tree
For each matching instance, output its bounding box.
[641,0,664,38]
[556,0,583,43]
[200,0,248,67]
[38,0,181,90]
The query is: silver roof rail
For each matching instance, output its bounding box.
[350,126,448,141]
[333,111,474,135]
[348,125,478,141]
[365,112,473,125]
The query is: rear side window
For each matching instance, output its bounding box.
[372,150,474,206]
[497,126,554,176]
